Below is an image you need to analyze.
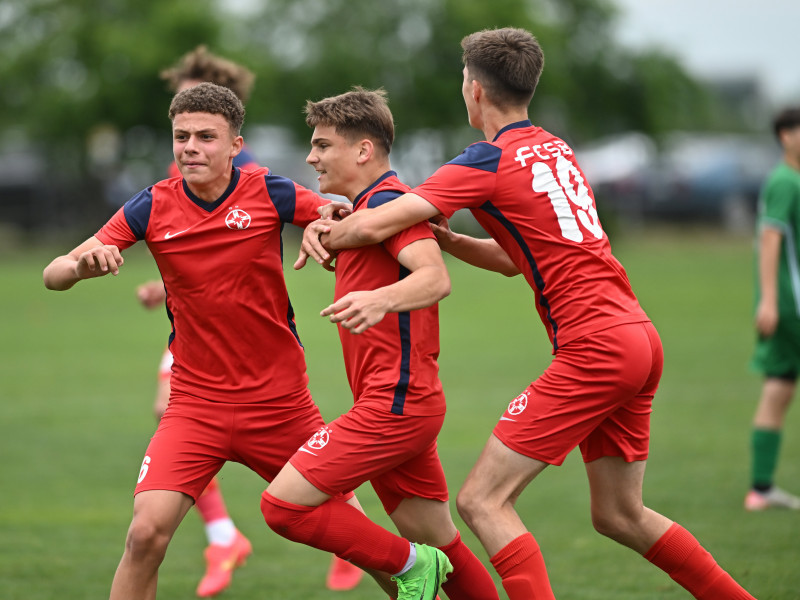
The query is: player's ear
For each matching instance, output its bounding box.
[231,134,244,158]
[472,78,483,103]
[357,138,373,164]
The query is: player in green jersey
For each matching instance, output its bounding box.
[746,107,800,511]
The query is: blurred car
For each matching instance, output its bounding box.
[578,131,780,230]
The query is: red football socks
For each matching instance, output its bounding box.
[195,477,230,523]
[645,523,756,599]
[261,491,411,574]
[438,531,500,599]
[490,533,556,600]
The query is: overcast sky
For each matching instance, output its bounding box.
[612,1,800,106]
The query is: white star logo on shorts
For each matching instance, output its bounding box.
[306,426,331,450]
[507,391,529,416]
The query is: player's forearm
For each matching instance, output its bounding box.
[43,256,82,291]
[381,264,451,312]
[327,193,440,251]
[441,234,520,277]
[759,228,782,304]
[326,209,392,250]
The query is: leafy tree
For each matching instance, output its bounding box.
[0,0,738,230]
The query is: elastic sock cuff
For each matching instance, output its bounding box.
[491,533,540,571]
[644,523,696,569]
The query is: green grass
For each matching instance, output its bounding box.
[1,227,797,599]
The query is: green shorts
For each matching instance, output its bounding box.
[751,316,800,379]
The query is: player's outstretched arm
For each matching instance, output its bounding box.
[43,236,124,291]
[326,193,440,251]
[320,238,450,334]
[429,215,520,277]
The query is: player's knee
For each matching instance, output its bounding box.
[590,507,635,541]
[456,485,489,527]
[261,491,306,540]
[124,519,170,564]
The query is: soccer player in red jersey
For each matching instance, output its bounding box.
[298,28,758,600]
[260,88,494,600]
[138,45,363,596]
[139,46,259,598]
[43,83,365,600]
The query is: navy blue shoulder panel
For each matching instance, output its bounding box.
[265,174,296,223]
[123,187,154,240]
[447,142,502,173]
[233,147,258,167]
[366,189,404,209]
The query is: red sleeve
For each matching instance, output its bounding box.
[292,184,330,228]
[95,206,138,251]
[382,221,435,260]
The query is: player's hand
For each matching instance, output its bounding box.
[755,299,779,337]
[321,289,388,334]
[137,280,167,309]
[318,201,353,221]
[75,245,124,280]
[295,218,336,270]
[428,214,455,246]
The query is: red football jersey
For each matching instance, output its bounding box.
[413,121,648,351]
[334,172,445,416]
[96,167,328,402]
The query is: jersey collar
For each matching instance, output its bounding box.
[493,120,533,142]
[353,170,397,209]
[182,167,241,212]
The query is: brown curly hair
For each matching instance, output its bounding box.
[160,45,255,103]
[168,82,245,135]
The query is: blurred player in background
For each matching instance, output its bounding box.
[746,106,800,512]
[135,46,363,596]
[44,83,367,600]
[300,27,758,600]
[262,87,498,600]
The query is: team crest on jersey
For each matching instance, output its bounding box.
[225,205,251,230]
[306,426,331,450]
[507,390,530,416]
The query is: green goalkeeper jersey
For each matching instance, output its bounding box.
[756,161,800,318]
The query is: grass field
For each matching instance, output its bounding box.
[1,226,798,599]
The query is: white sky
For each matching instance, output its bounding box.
[612,0,800,105]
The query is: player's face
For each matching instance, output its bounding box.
[173,111,242,198]
[783,125,800,163]
[306,125,362,198]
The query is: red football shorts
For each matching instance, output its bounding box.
[135,388,326,500]
[289,404,448,514]
[493,321,663,465]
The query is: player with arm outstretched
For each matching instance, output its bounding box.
[44,83,366,600]
[298,27,758,600]
[138,46,364,595]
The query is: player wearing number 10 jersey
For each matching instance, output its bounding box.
[307,27,758,600]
